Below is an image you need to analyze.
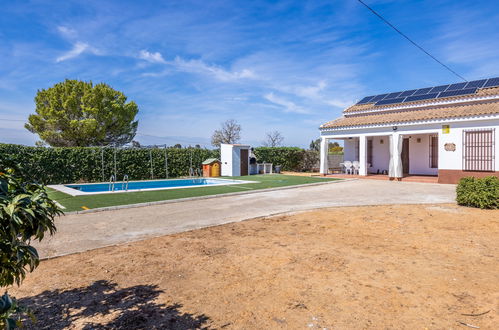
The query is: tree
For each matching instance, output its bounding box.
[211,119,241,147]
[131,140,141,148]
[0,157,62,327]
[25,79,139,147]
[173,144,182,149]
[262,131,284,147]
[309,138,321,151]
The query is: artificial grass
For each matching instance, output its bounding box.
[47,175,339,213]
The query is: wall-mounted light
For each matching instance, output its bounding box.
[417,138,421,143]
[380,139,384,144]
[392,126,398,131]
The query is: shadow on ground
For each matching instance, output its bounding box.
[19,280,210,329]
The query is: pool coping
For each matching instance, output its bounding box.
[49,178,257,196]
[61,178,350,215]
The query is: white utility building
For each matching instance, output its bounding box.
[220,143,250,176]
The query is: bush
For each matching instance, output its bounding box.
[456,176,499,209]
[300,150,320,172]
[1,157,62,328]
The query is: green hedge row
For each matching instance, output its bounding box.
[253,147,305,171]
[0,144,317,184]
[0,143,218,184]
[456,176,499,209]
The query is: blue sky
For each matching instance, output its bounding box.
[1,0,498,148]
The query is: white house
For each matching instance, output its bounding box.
[319,77,499,184]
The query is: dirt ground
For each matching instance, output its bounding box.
[10,204,499,329]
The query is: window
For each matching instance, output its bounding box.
[463,129,495,172]
[429,135,438,168]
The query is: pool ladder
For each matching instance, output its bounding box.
[189,167,202,178]
[109,175,116,191]
[122,175,129,191]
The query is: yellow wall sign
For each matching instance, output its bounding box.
[442,125,450,134]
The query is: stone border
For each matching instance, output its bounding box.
[64,178,352,215]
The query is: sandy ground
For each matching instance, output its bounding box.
[11,204,498,329]
[35,180,456,258]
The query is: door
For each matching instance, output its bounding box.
[240,149,249,176]
[401,138,410,174]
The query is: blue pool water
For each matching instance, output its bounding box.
[65,178,238,193]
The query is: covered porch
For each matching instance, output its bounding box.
[320,131,439,180]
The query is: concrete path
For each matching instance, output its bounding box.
[36,179,456,258]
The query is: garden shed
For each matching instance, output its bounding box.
[220,143,250,176]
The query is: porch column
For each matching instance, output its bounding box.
[359,135,367,176]
[319,137,329,175]
[388,133,403,179]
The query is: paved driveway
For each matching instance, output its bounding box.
[36,179,456,258]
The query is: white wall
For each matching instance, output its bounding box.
[407,134,438,175]
[221,144,234,176]
[438,119,499,171]
[369,136,390,174]
[320,117,499,173]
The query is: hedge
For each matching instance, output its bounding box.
[456,176,499,209]
[0,143,218,184]
[253,147,305,171]
[0,144,318,184]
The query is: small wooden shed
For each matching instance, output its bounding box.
[202,158,221,177]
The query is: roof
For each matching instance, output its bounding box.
[202,158,220,165]
[321,84,499,130]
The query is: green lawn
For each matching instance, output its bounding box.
[48,175,339,212]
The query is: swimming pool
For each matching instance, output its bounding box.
[50,178,256,196]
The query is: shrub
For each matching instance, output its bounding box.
[300,150,320,172]
[456,176,499,209]
[0,157,62,328]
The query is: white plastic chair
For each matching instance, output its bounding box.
[343,161,353,174]
[352,161,360,175]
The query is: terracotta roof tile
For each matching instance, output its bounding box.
[321,101,499,129]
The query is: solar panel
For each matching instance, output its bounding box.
[355,76,499,106]
[413,87,432,96]
[465,79,487,89]
[370,94,389,102]
[399,89,417,97]
[437,88,477,98]
[405,93,439,102]
[357,96,376,104]
[446,82,467,91]
[375,97,407,106]
[429,85,449,93]
[483,77,499,88]
[384,92,402,99]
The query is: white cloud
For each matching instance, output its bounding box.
[264,92,308,114]
[57,26,77,39]
[56,42,91,62]
[172,56,256,81]
[138,50,166,64]
[55,26,100,62]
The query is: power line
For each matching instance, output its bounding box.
[356,0,467,82]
